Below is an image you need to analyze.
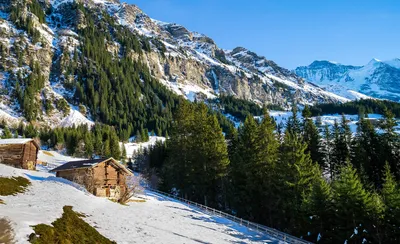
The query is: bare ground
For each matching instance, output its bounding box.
[0,218,14,244]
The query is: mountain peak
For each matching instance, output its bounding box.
[307,60,340,68]
[368,58,382,65]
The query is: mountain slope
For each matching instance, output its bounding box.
[0,163,281,244]
[295,59,400,101]
[0,0,348,131]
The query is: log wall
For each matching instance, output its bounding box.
[0,141,38,170]
[56,159,128,198]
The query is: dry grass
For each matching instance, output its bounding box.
[127,199,146,203]
[0,218,14,244]
[41,151,54,157]
[29,206,116,244]
[0,177,31,196]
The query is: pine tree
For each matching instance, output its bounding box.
[381,163,400,242]
[331,119,347,178]
[322,124,333,178]
[162,101,194,198]
[278,131,319,234]
[2,127,12,139]
[379,109,400,179]
[332,164,383,243]
[302,105,324,168]
[228,115,259,218]
[286,104,301,136]
[109,128,121,159]
[302,170,335,243]
[352,117,381,186]
[103,139,111,157]
[84,133,94,158]
[249,110,280,226]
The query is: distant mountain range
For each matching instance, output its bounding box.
[295,59,400,101]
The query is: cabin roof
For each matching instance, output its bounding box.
[0,138,40,148]
[50,158,132,175]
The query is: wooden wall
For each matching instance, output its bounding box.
[56,159,128,198]
[0,141,38,170]
[0,144,24,168]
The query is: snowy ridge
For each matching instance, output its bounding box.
[295,59,400,101]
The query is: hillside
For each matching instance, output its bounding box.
[0,163,281,244]
[295,59,400,101]
[0,0,349,132]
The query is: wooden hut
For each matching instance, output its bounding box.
[50,158,133,199]
[0,138,40,170]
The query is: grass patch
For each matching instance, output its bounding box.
[29,206,116,244]
[0,177,31,196]
[0,218,14,243]
[128,199,146,203]
[42,151,54,157]
[0,199,4,204]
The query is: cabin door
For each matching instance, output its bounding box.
[106,186,110,197]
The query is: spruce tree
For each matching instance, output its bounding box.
[252,110,280,226]
[286,104,301,136]
[381,163,400,242]
[332,164,383,243]
[302,170,335,243]
[228,115,259,219]
[302,105,324,168]
[352,118,381,186]
[1,127,12,139]
[379,109,400,179]
[322,124,333,178]
[278,131,319,234]
[109,129,121,159]
[331,119,347,178]
[84,133,94,158]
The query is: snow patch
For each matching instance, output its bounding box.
[58,109,94,129]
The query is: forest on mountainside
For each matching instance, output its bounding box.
[310,99,400,118]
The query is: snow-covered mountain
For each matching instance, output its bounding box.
[295,59,400,101]
[0,0,350,127]
[107,1,348,105]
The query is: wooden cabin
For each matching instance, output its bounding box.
[0,138,40,170]
[50,158,133,199]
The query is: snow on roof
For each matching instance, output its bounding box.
[0,138,35,145]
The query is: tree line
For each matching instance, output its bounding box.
[310,99,400,118]
[0,121,124,161]
[142,102,400,243]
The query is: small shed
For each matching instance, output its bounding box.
[0,138,40,170]
[50,158,133,199]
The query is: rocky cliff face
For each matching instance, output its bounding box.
[0,0,348,126]
[109,1,348,104]
[295,59,400,101]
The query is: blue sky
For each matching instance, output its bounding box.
[128,0,400,69]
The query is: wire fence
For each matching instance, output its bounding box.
[147,188,312,244]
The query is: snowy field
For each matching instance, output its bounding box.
[0,164,283,244]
